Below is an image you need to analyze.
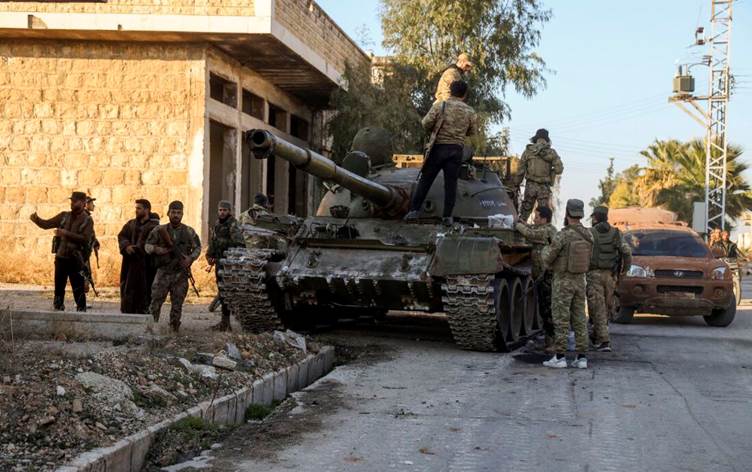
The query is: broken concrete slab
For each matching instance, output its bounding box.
[2,310,152,341]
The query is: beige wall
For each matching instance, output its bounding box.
[274,0,370,73]
[0,0,255,16]
[0,40,207,286]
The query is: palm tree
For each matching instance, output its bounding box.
[631,139,752,224]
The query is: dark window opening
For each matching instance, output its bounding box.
[290,114,310,141]
[625,230,711,258]
[268,104,288,133]
[209,120,237,234]
[209,72,238,108]
[242,89,265,120]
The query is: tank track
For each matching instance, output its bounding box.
[218,247,284,333]
[442,275,500,351]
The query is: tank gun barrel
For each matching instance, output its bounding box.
[246,129,400,209]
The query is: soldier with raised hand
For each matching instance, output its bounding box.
[587,206,632,352]
[435,53,473,102]
[515,129,564,222]
[30,191,94,312]
[206,200,245,332]
[145,201,201,332]
[405,80,478,225]
[541,199,594,369]
[515,206,558,352]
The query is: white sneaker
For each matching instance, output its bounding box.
[543,355,567,369]
[571,356,588,369]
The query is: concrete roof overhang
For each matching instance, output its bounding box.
[0,11,361,108]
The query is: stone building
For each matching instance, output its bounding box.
[0,0,369,285]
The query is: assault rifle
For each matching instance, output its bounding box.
[158,226,200,297]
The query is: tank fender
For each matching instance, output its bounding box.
[429,237,505,276]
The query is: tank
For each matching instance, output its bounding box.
[219,129,539,352]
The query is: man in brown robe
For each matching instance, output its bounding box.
[118,199,160,314]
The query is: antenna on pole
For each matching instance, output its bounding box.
[669,0,734,233]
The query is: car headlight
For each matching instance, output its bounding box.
[712,266,727,280]
[626,264,654,278]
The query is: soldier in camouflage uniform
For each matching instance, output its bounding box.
[405,80,478,225]
[515,206,558,352]
[145,201,201,332]
[435,53,473,102]
[238,193,271,226]
[541,199,594,369]
[587,206,632,352]
[515,129,564,222]
[239,193,283,249]
[206,200,245,331]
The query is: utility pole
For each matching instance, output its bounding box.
[669,0,734,233]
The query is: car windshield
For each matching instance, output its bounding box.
[624,230,710,258]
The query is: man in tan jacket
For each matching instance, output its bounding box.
[435,53,473,102]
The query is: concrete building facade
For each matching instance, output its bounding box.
[0,0,369,285]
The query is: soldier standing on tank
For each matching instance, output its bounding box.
[29,191,94,312]
[435,53,473,102]
[515,129,564,222]
[541,199,594,369]
[587,206,632,352]
[145,201,201,332]
[206,200,245,331]
[515,206,558,352]
[405,80,478,225]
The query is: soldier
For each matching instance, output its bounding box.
[145,201,201,332]
[29,191,94,312]
[206,200,245,331]
[713,230,739,259]
[515,129,564,222]
[239,193,271,226]
[587,206,632,352]
[118,199,160,314]
[435,53,473,102]
[405,80,478,225]
[515,206,557,352]
[541,199,593,369]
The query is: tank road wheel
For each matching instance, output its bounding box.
[218,247,285,333]
[494,279,511,347]
[522,277,537,336]
[507,278,524,342]
[442,275,508,352]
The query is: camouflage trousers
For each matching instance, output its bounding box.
[519,181,552,222]
[149,269,189,329]
[552,272,588,353]
[587,269,616,345]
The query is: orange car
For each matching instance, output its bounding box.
[614,224,736,327]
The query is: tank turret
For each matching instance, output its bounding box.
[247,129,410,216]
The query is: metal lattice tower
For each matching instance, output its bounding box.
[705,0,733,231]
[670,0,735,233]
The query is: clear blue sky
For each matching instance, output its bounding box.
[318,0,752,216]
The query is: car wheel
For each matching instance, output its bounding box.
[704,303,736,327]
[613,307,635,324]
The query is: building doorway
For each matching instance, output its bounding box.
[209,120,237,227]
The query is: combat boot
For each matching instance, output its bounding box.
[403,211,419,222]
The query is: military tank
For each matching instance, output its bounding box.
[219,129,538,351]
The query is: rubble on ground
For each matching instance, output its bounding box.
[0,331,314,471]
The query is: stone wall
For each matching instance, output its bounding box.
[274,0,370,72]
[0,40,207,287]
[0,0,255,16]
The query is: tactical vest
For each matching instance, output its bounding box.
[590,224,621,271]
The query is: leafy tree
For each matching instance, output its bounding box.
[608,139,752,225]
[328,0,550,157]
[590,158,617,210]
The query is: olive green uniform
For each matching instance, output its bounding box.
[207,215,245,325]
[587,222,632,345]
[516,222,558,343]
[145,223,201,329]
[515,142,564,221]
[542,222,593,353]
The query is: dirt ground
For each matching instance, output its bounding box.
[0,285,312,471]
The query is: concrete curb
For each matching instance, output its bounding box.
[55,346,336,472]
[1,309,152,340]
